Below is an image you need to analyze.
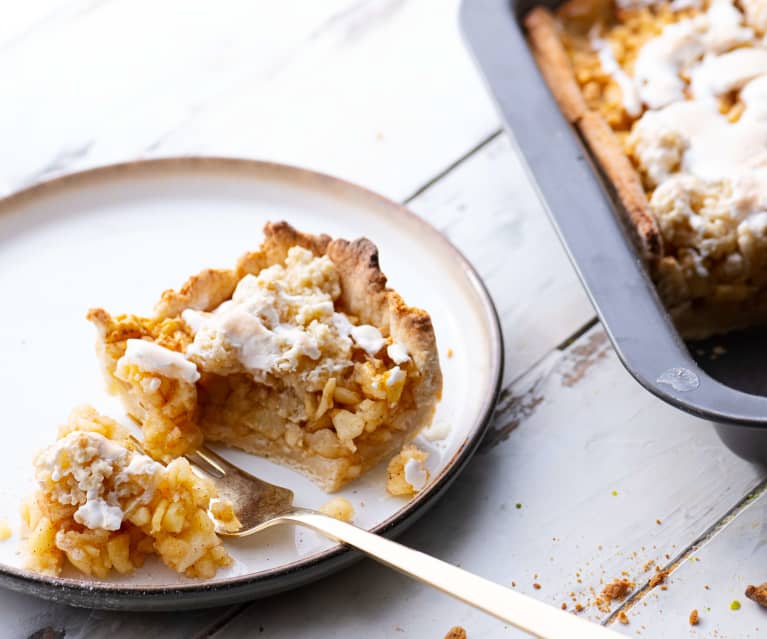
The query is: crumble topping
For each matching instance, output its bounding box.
[630,0,752,108]
[182,247,409,395]
[34,430,163,532]
[185,247,348,384]
[117,339,200,384]
[560,0,767,316]
[319,496,355,522]
[23,406,237,579]
[745,582,767,607]
[386,445,429,496]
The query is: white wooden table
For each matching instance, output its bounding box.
[3,1,767,637]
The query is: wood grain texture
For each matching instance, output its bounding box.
[210,326,765,638]
[611,486,767,637]
[408,133,595,384]
[2,1,765,637]
[0,0,499,202]
[0,587,240,639]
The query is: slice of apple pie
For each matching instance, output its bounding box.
[87,222,442,492]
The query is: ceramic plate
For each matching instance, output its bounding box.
[0,158,502,610]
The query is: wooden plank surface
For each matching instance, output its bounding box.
[2,1,765,638]
[209,325,766,638]
[612,486,767,637]
[408,133,596,383]
[0,0,500,202]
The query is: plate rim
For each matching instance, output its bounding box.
[0,156,504,608]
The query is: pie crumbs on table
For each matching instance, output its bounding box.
[745,582,767,607]
[689,608,700,625]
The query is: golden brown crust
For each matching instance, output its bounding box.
[153,224,334,320]
[670,296,767,340]
[443,627,467,639]
[525,7,663,260]
[525,7,588,123]
[577,111,662,259]
[325,235,442,415]
[556,0,613,29]
[257,220,333,265]
[154,269,239,320]
[746,583,767,608]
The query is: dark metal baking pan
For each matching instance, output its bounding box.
[460,0,767,461]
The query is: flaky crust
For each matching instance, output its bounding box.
[577,112,662,257]
[525,7,588,123]
[524,6,663,261]
[88,221,442,492]
[670,296,767,341]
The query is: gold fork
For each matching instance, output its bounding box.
[185,446,624,639]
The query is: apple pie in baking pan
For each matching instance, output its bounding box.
[526,0,767,338]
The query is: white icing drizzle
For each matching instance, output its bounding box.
[690,48,767,98]
[330,312,354,338]
[612,0,767,236]
[75,498,124,531]
[631,88,767,184]
[591,31,643,116]
[740,0,767,31]
[36,431,163,532]
[634,20,704,108]
[631,0,752,108]
[386,342,410,364]
[181,308,205,333]
[118,339,200,383]
[350,324,385,356]
[404,458,428,491]
[185,249,342,381]
[422,421,451,442]
[385,366,406,388]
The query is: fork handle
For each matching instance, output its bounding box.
[275,509,623,639]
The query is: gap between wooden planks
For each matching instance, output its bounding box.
[207,136,767,637]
